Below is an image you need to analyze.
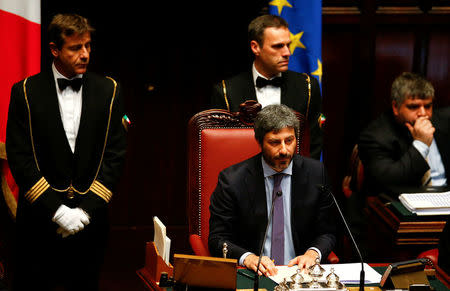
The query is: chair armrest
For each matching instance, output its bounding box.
[417,248,439,267]
[189,234,211,257]
[327,251,339,264]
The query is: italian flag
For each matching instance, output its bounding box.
[0,0,41,218]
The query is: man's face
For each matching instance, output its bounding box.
[251,27,291,78]
[261,127,296,172]
[50,31,91,78]
[392,97,433,126]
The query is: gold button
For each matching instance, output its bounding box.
[67,188,74,199]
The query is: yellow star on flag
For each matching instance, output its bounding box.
[289,31,306,54]
[269,0,293,15]
[311,59,322,83]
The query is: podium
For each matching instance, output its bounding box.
[366,196,447,262]
[137,242,173,291]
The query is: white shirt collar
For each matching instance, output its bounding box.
[261,155,293,178]
[252,62,282,86]
[52,62,83,90]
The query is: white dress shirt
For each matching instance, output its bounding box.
[252,63,281,108]
[52,63,83,153]
[413,139,447,186]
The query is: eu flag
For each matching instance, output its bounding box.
[269,0,322,85]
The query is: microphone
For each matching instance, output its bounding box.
[254,190,282,291]
[316,184,365,291]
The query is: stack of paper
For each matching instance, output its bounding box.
[399,192,450,216]
[153,216,171,264]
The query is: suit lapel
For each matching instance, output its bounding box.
[245,155,268,242]
[74,74,93,158]
[280,71,297,110]
[434,116,450,179]
[290,155,307,251]
[242,71,257,102]
[39,70,74,156]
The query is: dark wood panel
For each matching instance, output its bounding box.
[373,29,415,119]
[322,28,360,196]
[427,30,450,107]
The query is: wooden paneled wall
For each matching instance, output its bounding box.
[322,1,450,205]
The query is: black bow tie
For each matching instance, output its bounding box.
[57,78,82,92]
[256,76,283,88]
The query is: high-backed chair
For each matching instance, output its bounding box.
[342,144,364,199]
[187,101,339,263]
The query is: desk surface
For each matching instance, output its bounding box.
[138,265,449,291]
[235,266,449,291]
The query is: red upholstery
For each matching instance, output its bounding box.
[197,128,261,248]
[187,102,338,263]
[417,248,450,288]
[417,248,439,268]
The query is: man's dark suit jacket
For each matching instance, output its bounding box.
[208,153,336,262]
[210,70,323,160]
[6,69,126,289]
[358,109,450,197]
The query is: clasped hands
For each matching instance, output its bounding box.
[52,204,90,238]
[243,249,319,277]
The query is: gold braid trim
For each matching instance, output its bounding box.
[1,173,17,218]
[23,78,41,172]
[303,73,311,121]
[222,80,230,111]
[24,177,50,203]
[90,180,113,202]
[0,142,6,160]
[24,76,118,202]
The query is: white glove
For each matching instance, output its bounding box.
[56,227,73,238]
[52,205,90,237]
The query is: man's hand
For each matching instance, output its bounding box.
[243,254,278,276]
[406,116,435,146]
[287,249,319,270]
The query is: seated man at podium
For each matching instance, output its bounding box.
[208,104,336,276]
[359,72,450,197]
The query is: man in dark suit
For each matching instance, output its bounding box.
[359,72,450,197]
[6,14,126,290]
[208,104,336,276]
[210,15,323,160]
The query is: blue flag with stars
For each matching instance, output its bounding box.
[269,0,322,86]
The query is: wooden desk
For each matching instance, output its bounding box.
[366,196,447,262]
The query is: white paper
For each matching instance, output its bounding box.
[153,216,166,259]
[164,236,171,264]
[270,263,382,285]
[399,192,450,215]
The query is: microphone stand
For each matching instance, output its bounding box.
[318,185,365,291]
[254,191,282,291]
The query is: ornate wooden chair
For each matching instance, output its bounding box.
[342,144,364,199]
[187,101,339,263]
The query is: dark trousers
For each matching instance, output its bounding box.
[13,220,108,291]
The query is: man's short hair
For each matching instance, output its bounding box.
[391,72,435,107]
[254,104,299,145]
[48,13,94,49]
[248,14,288,46]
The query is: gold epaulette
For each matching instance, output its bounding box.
[89,180,113,203]
[25,177,50,203]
